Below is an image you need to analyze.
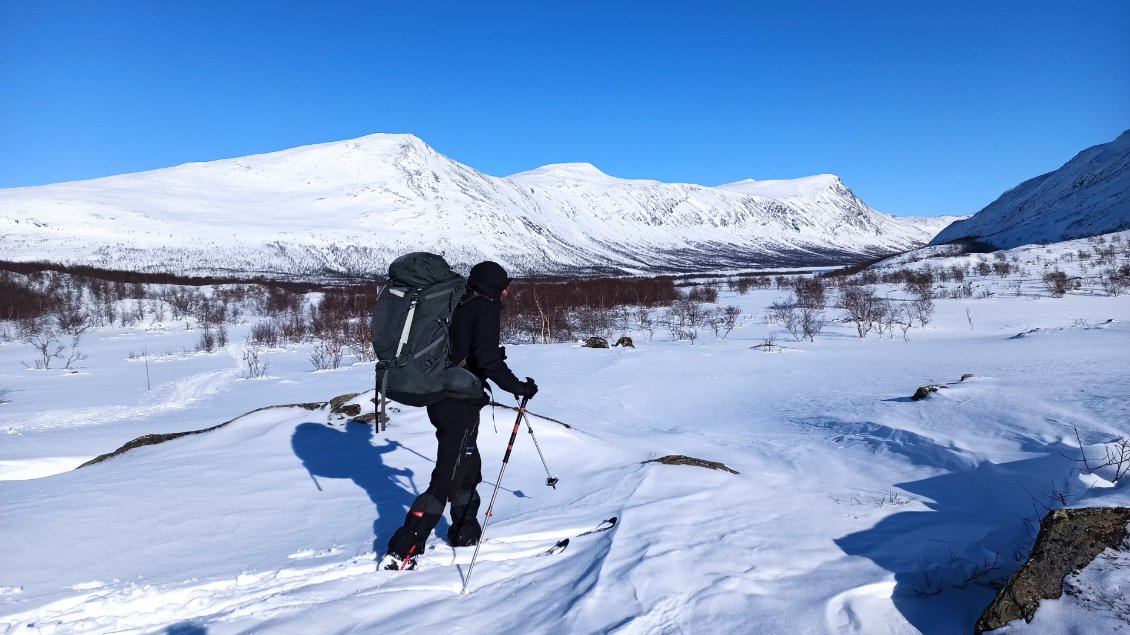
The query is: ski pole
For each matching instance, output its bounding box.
[521,409,559,488]
[461,395,529,595]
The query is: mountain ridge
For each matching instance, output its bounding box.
[0,133,943,277]
[929,130,1130,249]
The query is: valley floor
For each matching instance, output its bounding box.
[1,250,1129,634]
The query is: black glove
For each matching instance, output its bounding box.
[520,377,538,400]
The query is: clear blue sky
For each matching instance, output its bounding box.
[1,1,1127,215]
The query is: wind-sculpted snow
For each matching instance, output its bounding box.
[0,134,941,277]
[931,130,1130,249]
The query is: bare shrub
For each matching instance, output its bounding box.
[197,327,216,353]
[1042,270,1081,297]
[670,299,708,345]
[250,320,281,348]
[838,285,882,338]
[1100,267,1129,296]
[18,316,87,370]
[709,305,742,339]
[310,340,344,370]
[242,346,270,379]
[794,277,827,309]
[683,285,719,303]
[910,295,935,327]
[635,307,655,341]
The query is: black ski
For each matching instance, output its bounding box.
[535,516,617,557]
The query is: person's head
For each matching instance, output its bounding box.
[468,261,511,300]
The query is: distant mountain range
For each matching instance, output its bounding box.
[930,130,1130,249]
[0,134,952,278]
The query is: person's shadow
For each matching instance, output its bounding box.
[291,421,432,554]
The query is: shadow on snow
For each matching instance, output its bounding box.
[834,432,1118,635]
[290,422,432,555]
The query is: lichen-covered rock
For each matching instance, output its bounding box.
[975,507,1130,634]
[583,336,610,349]
[328,392,361,414]
[642,454,740,474]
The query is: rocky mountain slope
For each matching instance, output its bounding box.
[930,130,1130,249]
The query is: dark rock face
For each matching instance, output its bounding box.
[975,507,1130,634]
[583,336,610,349]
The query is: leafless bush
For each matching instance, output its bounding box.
[18,316,86,370]
[1100,267,1129,296]
[310,340,344,370]
[838,285,883,338]
[250,320,281,348]
[766,299,823,342]
[1071,423,1130,482]
[197,327,216,353]
[635,307,655,341]
[909,295,934,327]
[1043,270,1081,297]
[682,285,719,304]
[794,277,827,309]
[242,346,270,379]
[709,305,742,339]
[668,299,709,344]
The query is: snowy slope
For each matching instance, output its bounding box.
[930,130,1130,249]
[0,134,941,277]
[1,236,1128,634]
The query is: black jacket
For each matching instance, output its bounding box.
[449,292,524,396]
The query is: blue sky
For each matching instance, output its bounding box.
[1,1,1127,215]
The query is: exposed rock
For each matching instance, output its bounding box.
[642,454,740,474]
[350,413,378,424]
[961,373,975,381]
[583,336,610,349]
[975,507,1130,634]
[79,402,324,468]
[912,385,946,401]
[614,336,635,348]
[328,392,361,415]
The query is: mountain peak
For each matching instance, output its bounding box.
[717,174,845,198]
[508,162,611,182]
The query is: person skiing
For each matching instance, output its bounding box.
[382,260,538,570]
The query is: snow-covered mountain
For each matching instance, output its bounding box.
[930,130,1130,249]
[0,134,942,277]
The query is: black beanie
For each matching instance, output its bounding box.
[468,261,511,299]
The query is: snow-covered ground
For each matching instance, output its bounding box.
[1,237,1128,634]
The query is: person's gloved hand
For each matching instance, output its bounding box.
[520,377,538,400]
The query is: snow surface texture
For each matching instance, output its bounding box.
[0,134,945,277]
[1,236,1128,634]
[931,130,1130,250]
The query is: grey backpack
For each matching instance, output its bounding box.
[372,253,482,427]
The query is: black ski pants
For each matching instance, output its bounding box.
[387,397,484,558]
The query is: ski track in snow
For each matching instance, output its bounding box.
[0,522,621,634]
[2,367,237,433]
